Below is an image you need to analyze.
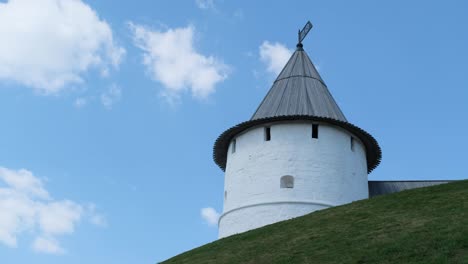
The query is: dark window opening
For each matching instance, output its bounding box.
[264,127,271,141]
[351,137,355,151]
[280,175,294,188]
[232,139,236,153]
[312,124,319,139]
[224,191,227,200]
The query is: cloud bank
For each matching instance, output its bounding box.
[129,23,229,100]
[0,0,124,94]
[259,41,292,75]
[200,207,220,226]
[0,166,105,254]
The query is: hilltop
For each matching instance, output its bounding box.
[162,180,468,264]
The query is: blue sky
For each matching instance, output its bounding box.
[0,0,467,263]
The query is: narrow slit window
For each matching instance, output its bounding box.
[351,137,355,151]
[224,191,227,200]
[280,175,294,188]
[312,124,319,139]
[264,127,271,141]
[231,139,236,153]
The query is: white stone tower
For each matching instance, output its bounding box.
[213,24,381,238]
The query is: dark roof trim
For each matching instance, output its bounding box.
[213,115,382,174]
[274,75,327,87]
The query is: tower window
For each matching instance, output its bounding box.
[312,124,319,139]
[351,137,355,151]
[280,175,294,188]
[231,139,236,153]
[224,191,227,200]
[264,127,271,141]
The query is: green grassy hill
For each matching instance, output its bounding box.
[162,180,468,264]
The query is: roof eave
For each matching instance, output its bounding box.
[213,115,382,174]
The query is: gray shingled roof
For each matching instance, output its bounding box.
[252,45,346,121]
[213,43,382,173]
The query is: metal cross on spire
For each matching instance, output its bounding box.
[298,21,313,45]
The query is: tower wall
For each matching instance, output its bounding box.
[218,121,368,238]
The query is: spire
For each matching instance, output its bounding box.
[251,46,347,122]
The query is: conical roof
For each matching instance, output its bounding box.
[213,43,381,173]
[252,45,346,121]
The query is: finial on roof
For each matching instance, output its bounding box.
[297,21,313,49]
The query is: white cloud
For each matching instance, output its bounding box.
[32,236,64,255]
[200,207,220,226]
[259,41,293,75]
[129,23,229,100]
[195,0,215,9]
[74,97,88,108]
[38,201,82,235]
[101,84,122,109]
[86,204,107,227]
[89,214,107,228]
[0,166,104,254]
[0,168,50,199]
[0,0,125,94]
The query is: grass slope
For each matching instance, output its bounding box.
[162,180,468,264]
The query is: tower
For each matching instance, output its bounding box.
[213,22,381,238]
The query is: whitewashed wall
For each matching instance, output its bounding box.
[218,121,368,238]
